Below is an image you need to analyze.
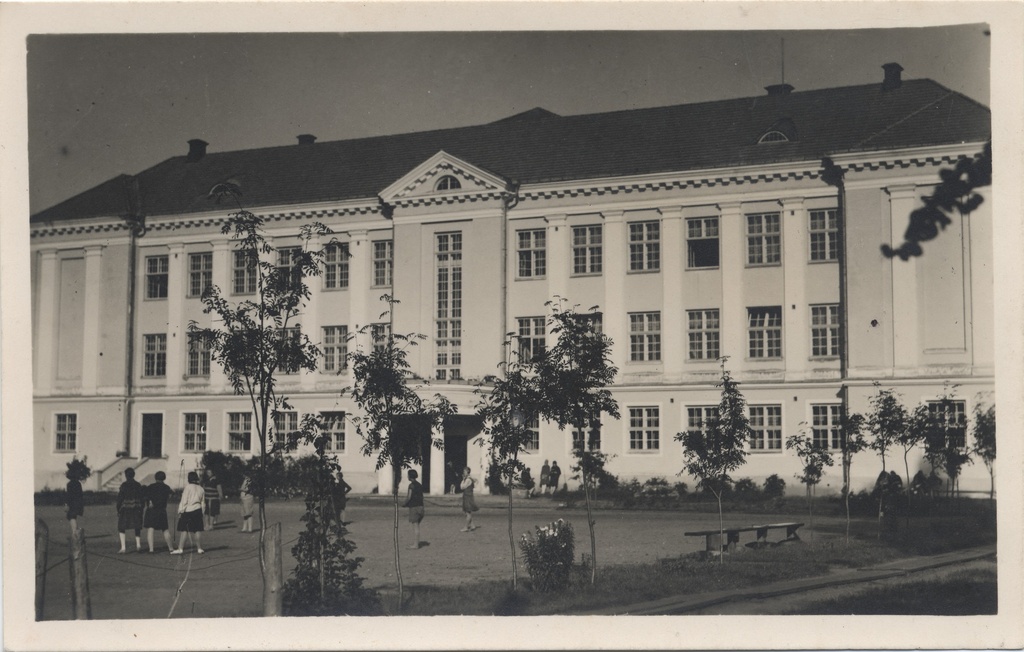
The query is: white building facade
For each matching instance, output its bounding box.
[31,66,994,495]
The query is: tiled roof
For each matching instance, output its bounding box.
[31,78,990,223]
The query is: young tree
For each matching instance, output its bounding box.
[345,295,455,611]
[866,384,908,475]
[785,432,835,540]
[837,408,867,545]
[534,302,619,584]
[676,358,749,562]
[972,401,996,500]
[188,186,332,615]
[475,342,541,591]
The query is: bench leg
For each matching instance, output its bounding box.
[705,534,720,553]
[727,531,740,552]
[786,525,801,540]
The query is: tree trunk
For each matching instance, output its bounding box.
[716,489,725,565]
[507,475,517,591]
[583,468,597,584]
[807,484,814,542]
[35,519,48,620]
[392,466,404,613]
[903,449,912,527]
[262,522,283,616]
[69,527,91,620]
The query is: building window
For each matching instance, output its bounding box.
[628,221,660,271]
[758,130,790,144]
[187,337,211,377]
[524,413,540,452]
[811,404,842,450]
[143,334,167,377]
[323,242,350,290]
[278,326,301,374]
[686,217,719,268]
[233,250,257,295]
[572,225,603,275]
[188,253,213,298]
[809,209,838,261]
[372,240,394,287]
[748,307,782,359]
[183,412,207,452]
[628,407,660,451]
[371,323,390,354]
[746,213,781,265]
[145,255,169,299]
[572,419,602,452]
[629,311,661,362]
[435,232,462,381]
[687,309,720,361]
[517,229,546,278]
[517,317,546,362]
[322,325,348,372]
[55,413,77,452]
[749,405,782,450]
[228,412,252,452]
[321,411,346,452]
[810,304,840,358]
[274,411,299,446]
[686,406,719,440]
[436,175,461,191]
[275,247,303,292]
[927,400,968,450]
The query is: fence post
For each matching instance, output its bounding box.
[263,522,283,616]
[35,519,49,620]
[69,527,91,619]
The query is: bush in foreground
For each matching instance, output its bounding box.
[519,518,575,592]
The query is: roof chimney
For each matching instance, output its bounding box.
[765,83,794,97]
[882,63,903,91]
[297,134,317,145]
[187,139,208,162]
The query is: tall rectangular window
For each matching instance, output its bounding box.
[55,413,77,452]
[629,311,661,361]
[183,412,207,452]
[686,217,720,268]
[517,317,546,362]
[628,407,660,451]
[187,337,210,376]
[687,406,718,438]
[274,411,299,445]
[809,209,838,261]
[524,413,540,452]
[371,323,390,354]
[749,405,782,450]
[322,325,348,372]
[277,326,301,374]
[233,250,257,295]
[275,247,303,292]
[811,404,842,450]
[810,304,840,358]
[323,242,350,290]
[372,240,394,287]
[572,225,603,275]
[747,307,782,359]
[435,232,463,380]
[188,253,213,298]
[143,334,167,377]
[321,411,346,452]
[228,412,252,452]
[517,229,546,278]
[572,419,602,451]
[145,255,169,299]
[927,400,968,450]
[746,212,781,265]
[628,221,660,271]
[687,309,720,360]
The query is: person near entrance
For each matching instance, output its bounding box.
[540,460,551,495]
[548,461,562,494]
[403,469,424,549]
[460,466,480,531]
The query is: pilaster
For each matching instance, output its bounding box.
[781,198,808,375]
[208,241,231,392]
[35,250,59,395]
[659,207,684,379]
[718,202,745,364]
[165,243,185,391]
[887,185,920,370]
[81,245,105,394]
[429,424,446,495]
[546,214,569,303]
[301,235,321,391]
[601,211,627,371]
[349,230,371,353]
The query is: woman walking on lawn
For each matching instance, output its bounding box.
[172,471,205,555]
[460,466,479,532]
[403,469,424,549]
[143,471,175,552]
[116,467,145,553]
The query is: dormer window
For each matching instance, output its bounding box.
[758,130,790,144]
[435,175,461,191]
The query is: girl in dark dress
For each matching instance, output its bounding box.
[116,467,144,553]
[332,470,353,526]
[65,473,85,533]
[144,471,175,552]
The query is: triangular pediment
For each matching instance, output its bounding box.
[380,151,510,205]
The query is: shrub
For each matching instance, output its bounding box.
[733,477,761,500]
[519,518,575,592]
[763,474,786,499]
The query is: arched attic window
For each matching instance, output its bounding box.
[758,130,790,143]
[757,117,798,144]
[435,175,461,191]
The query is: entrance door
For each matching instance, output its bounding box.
[141,413,163,458]
[443,415,484,494]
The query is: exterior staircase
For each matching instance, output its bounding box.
[96,456,168,491]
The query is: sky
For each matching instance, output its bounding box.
[27,25,990,214]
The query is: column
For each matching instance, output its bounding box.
[301,234,321,391]
[546,214,569,304]
[659,207,684,380]
[781,198,808,376]
[718,202,745,364]
[81,246,105,394]
[35,250,59,395]
[208,241,231,393]
[348,230,371,353]
[887,185,919,371]
[429,424,446,495]
[377,460,395,496]
[165,243,185,391]
[602,211,627,372]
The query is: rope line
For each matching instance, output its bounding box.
[166,553,192,618]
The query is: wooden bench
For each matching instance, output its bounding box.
[684,522,804,553]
